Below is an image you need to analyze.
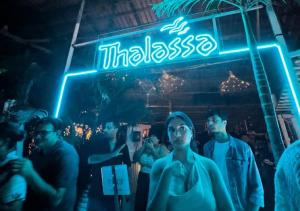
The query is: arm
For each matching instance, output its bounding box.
[88,144,125,165]
[147,161,172,211]
[26,170,66,207]
[88,153,119,164]
[247,148,264,209]
[10,158,66,207]
[0,200,23,211]
[208,159,235,211]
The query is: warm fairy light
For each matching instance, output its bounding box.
[63,123,100,141]
[159,71,185,95]
[220,71,251,94]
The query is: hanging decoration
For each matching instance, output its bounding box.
[158,71,185,95]
[137,79,157,94]
[220,71,251,94]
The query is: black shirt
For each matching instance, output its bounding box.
[88,136,131,199]
[24,140,79,211]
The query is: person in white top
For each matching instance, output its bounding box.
[0,122,26,211]
[133,135,169,211]
[147,111,234,211]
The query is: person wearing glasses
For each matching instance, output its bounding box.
[147,111,234,211]
[10,117,79,211]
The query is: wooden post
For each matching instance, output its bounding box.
[64,0,85,73]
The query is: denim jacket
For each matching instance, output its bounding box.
[204,136,264,211]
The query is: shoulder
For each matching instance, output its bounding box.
[158,145,169,154]
[203,140,215,151]
[195,154,216,169]
[57,140,78,157]
[277,140,300,170]
[231,137,251,151]
[151,155,170,176]
[284,140,300,158]
[194,153,220,177]
[55,141,79,165]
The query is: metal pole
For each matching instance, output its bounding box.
[266,4,300,123]
[64,0,86,73]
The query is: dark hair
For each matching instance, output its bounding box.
[206,109,228,121]
[116,125,127,147]
[36,117,64,132]
[0,122,25,149]
[103,120,120,129]
[165,111,195,140]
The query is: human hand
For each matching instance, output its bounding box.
[9,158,34,179]
[164,160,187,178]
[113,144,126,157]
[145,140,155,151]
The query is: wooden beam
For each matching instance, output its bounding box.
[0,28,51,54]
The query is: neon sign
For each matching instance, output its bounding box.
[54,15,299,121]
[55,44,300,118]
[98,17,218,70]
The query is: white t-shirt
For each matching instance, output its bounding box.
[0,151,27,204]
[213,141,230,189]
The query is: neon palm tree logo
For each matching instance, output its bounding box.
[98,17,218,70]
[160,17,190,35]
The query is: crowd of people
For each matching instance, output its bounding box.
[0,108,299,211]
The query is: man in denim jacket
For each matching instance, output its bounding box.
[203,110,264,211]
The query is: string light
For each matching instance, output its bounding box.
[158,71,185,95]
[220,71,251,94]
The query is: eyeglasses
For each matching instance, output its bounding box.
[34,130,55,136]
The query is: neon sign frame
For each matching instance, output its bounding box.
[97,17,218,70]
[54,43,300,118]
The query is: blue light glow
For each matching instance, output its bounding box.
[195,34,218,56]
[151,42,169,63]
[54,44,300,119]
[98,18,218,70]
[129,46,144,67]
[258,44,300,115]
[178,27,190,36]
[219,44,300,116]
[181,35,195,58]
[160,17,184,33]
[169,21,188,35]
[168,37,182,60]
[54,69,97,118]
[98,34,218,69]
[219,47,249,55]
